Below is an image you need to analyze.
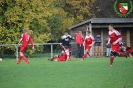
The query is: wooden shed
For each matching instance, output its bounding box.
[69,18,133,57]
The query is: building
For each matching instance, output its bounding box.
[69,18,133,57]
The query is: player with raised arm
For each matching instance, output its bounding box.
[49,44,70,62]
[81,31,95,61]
[106,24,122,66]
[17,28,34,64]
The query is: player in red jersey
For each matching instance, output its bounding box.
[17,28,34,64]
[81,31,95,61]
[106,24,122,66]
[49,44,70,62]
[120,47,133,58]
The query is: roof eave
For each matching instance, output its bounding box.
[69,18,133,30]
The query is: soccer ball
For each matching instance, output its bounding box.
[0,58,2,61]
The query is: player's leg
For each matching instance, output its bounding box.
[109,45,116,66]
[20,52,29,64]
[19,46,29,64]
[82,50,88,61]
[114,45,121,57]
[128,53,132,57]
[82,46,91,61]
[68,48,72,60]
[17,46,25,64]
[87,51,90,57]
[109,51,115,66]
[17,56,23,64]
[109,44,120,66]
[125,48,133,58]
[127,48,133,57]
[121,51,127,57]
[50,55,58,61]
[69,56,72,60]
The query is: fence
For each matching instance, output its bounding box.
[0,43,77,60]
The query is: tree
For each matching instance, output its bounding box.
[62,0,95,24]
[91,0,133,18]
[0,0,59,56]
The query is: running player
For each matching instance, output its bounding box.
[82,31,95,61]
[106,24,122,66]
[17,28,34,64]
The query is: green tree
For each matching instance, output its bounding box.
[91,0,133,18]
[62,0,95,24]
[0,0,59,56]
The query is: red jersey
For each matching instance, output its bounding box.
[58,49,70,61]
[21,33,34,47]
[108,30,122,44]
[76,33,83,44]
[84,35,95,46]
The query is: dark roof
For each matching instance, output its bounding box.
[69,18,133,30]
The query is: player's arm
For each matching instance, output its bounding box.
[68,35,75,40]
[29,36,34,50]
[61,35,65,40]
[83,39,86,46]
[94,36,97,42]
[90,36,95,46]
[79,35,83,46]
[18,38,22,44]
[107,37,111,45]
[60,43,66,51]
[67,35,72,39]
[18,34,23,44]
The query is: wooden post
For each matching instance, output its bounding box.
[101,29,103,56]
[89,23,93,56]
[127,30,130,47]
[86,25,89,31]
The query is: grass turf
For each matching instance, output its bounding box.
[0,57,133,88]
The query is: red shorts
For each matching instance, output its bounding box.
[85,45,91,50]
[111,43,120,52]
[20,46,28,52]
[57,55,67,62]
[127,48,133,53]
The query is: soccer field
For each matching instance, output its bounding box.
[0,57,133,88]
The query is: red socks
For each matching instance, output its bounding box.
[87,52,90,56]
[51,56,57,60]
[22,56,29,64]
[17,56,22,64]
[17,55,29,64]
[110,56,114,65]
[82,52,90,60]
[82,54,87,60]
[128,54,132,57]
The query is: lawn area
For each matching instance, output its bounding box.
[0,57,133,88]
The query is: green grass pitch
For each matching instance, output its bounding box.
[0,57,133,88]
